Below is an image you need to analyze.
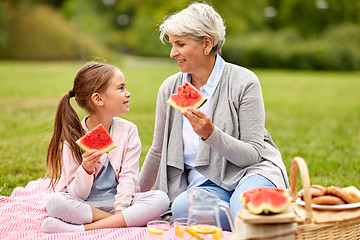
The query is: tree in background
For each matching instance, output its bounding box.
[1,0,360,69]
[0,0,115,60]
[274,0,360,37]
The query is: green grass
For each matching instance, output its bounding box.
[1,58,359,196]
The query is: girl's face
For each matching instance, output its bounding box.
[102,69,131,116]
[168,34,207,74]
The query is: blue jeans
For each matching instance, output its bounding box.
[171,174,276,231]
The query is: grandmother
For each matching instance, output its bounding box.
[139,2,290,231]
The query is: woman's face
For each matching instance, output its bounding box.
[168,34,206,74]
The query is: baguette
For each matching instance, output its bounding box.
[299,185,360,205]
[311,184,326,192]
[312,195,345,205]
[299,186,325,199]
[325,186,355,204]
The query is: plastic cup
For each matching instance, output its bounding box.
[147,220,171,240]
[174,218,197,239]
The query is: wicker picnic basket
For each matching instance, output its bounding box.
[290,157,360,239]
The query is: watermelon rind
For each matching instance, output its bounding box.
[76,140,116,153]
[244,187,292,215]
[167,81,207,111]
[76,124,116,153]
[167,97,207,112]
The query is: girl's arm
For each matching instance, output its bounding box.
[113,125,142,211]
[56,142,95,199]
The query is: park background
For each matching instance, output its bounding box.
[0,0,359,196]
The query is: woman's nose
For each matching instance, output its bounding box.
[170,46,178,58]
[126,91,131,98]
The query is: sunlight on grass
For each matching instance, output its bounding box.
[0,59,359,196]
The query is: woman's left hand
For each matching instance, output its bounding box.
[182,107,214,140]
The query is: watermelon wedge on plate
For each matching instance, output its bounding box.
[241,187,292,215]
[167,81,207,111]
[76,123,116,153]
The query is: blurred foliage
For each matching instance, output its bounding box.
[224,23,360,70]
[274,0,360,37]
[0,1,116,60]
[0,0,360,69]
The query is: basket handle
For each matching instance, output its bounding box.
[290,157,312,223]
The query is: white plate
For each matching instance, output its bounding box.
[296,198,360,210]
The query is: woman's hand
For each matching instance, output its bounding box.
[182,107,215,140]
[81,150,103,175]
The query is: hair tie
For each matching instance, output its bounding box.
[68,89,75,98]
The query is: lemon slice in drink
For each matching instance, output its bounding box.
[185,227,204,240]
[191,225,217,234]
[148,227,163,235]
[213,227,223,240]
[175,225,185,237]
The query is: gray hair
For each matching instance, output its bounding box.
[159,2,226,55]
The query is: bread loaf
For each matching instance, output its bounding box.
[325,186,356,204]
[300,185,360,205]
[312,195,345,205]
[342,186,360,203]
[299,186,325,199]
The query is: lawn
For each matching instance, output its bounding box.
[0,57,359,196]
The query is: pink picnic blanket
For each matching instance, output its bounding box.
[0,178,232,240]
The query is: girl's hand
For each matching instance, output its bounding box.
[81,150,103,175]
[182,107,215,140]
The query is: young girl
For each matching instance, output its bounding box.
[42,61,170,233]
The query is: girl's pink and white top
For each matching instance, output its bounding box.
[56,117,142,211]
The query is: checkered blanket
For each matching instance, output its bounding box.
[0,178,233,240]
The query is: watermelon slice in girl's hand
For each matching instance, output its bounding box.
[76,124,116,153]
[167,81,207,111]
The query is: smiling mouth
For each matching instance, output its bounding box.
[178,59,185,64]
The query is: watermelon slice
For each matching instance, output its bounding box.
[240,187,262,207]
[167,81,207,111]
[240,187,292,215]
[76,123,116,153]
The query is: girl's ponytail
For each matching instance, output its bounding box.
[45,61,117,191]
[46,90,85,191]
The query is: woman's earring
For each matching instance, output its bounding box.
[205,51,208,55]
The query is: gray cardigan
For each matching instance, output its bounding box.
[139,62,290,202]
